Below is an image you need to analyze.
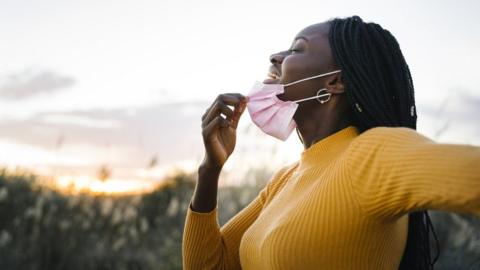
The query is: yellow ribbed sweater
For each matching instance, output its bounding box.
[182,126,480,269]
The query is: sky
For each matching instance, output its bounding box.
[0,0,479,191]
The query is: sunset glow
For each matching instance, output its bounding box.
[53,175,158,195]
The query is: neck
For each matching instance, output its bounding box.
[294,103,351,149]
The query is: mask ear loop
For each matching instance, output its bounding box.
[284,70,340,104]
[293,88,331,104]
[284,70,342,87]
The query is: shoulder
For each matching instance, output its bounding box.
[264,162,299,194]
[358,126,423,139]
[353,126,432,146]
[270,162,298,184]
[346,126,434,160]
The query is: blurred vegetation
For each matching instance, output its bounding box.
[0,168,478,270]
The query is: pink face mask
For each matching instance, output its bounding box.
[246,70,342,141]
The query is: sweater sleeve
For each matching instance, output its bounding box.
[182,163,296,270]
[346,127,480,221]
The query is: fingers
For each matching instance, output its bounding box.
[202,93,247,120]
[201,93,248,128]
[219,93,247,106]
[202,100,233,127]
[202,116,228,139]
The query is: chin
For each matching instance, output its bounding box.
[263,78,281,84]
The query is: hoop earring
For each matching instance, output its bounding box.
[316,89,331,104]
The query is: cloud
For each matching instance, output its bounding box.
[0,70,75,100]
[420,90,480,122]
[1,93,478,179]
[0,101,210,167]
[417,90,480,143]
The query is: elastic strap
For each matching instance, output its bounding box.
[284,70,341,87]
[293,88,330,104]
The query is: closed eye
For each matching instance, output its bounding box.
[288,48,300,54]
[288,38,306,54]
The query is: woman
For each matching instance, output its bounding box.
[182,16,480,269]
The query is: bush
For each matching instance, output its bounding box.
[0,169,478,270]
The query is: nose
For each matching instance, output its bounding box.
[270,52,285,65]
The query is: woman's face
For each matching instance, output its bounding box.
[266,22,340,103]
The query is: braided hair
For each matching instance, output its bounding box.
[327,16,440,269]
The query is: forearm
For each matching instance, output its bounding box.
[183,162,262,270]
[191,162,222,213]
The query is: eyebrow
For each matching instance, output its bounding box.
[294,36,309,42]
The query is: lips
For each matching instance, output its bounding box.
[264,66,281,84]
[267,71,280,79]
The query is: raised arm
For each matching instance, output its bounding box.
[346,127,480,221]
[182,92,295,269]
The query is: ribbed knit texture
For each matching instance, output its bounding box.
[182,126,480,269]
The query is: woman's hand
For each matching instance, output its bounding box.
[201,93,248,170]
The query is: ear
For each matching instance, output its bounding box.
[325,73,345,94]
